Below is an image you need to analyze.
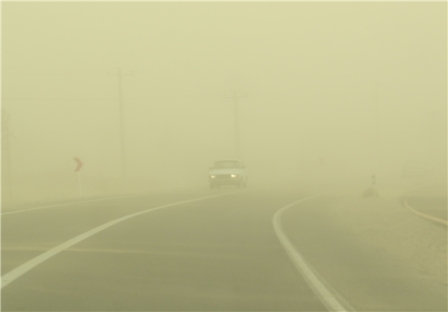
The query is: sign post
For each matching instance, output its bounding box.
[77,172,82,197]
[74,157,83,197]
[371,174,377,197]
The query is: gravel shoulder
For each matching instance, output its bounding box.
[282,184,447,311]
[333,187,446,286]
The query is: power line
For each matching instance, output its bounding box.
[2,97,115,101]
[3,70,110,76]
[2,94,223,101]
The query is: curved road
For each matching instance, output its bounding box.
[2,188,446,311]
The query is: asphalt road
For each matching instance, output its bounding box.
[2,187,446,311]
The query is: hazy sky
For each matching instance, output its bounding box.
[2,2,446,199]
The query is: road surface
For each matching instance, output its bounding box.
[2,187,446,311]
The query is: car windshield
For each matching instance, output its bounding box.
[213,161,240,169]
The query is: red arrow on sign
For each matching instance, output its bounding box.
[74,157,83,172]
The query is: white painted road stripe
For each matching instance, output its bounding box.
[1,192,238,289]
[1,194,136,216]
[273,194,354,312]
[405,199,448,226]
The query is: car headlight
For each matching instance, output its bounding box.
[231,174,238,178]
[210,175,216,178]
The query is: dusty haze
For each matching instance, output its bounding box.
[2,2,446,204]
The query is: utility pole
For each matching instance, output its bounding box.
[373,81,381,197]
[2,109,13,204]
[375,83,380,163]
[225,91,248,159]
[108,68,133,188]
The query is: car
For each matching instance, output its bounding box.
[209,160,248,189]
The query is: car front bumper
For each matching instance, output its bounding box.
[209,175,243,185]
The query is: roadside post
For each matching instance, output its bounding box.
[371,174,377,197]
[74,157,83,197]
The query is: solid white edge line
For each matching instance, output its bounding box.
[1,191,238,289]
[1,194,136,215]
[273,194,354,312]
[404,199,448,226]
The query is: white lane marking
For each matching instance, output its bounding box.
[1,194,136,216]
[273,194,354,312]
[405,199,448,226]
[1,191,238,289]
